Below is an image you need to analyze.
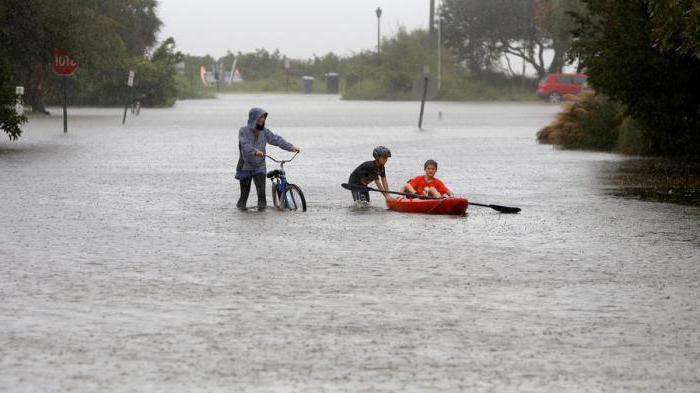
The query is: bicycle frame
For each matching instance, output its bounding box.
[265,152,301,210]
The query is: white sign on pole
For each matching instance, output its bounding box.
[15,86,24,116]
[127,70,135,87]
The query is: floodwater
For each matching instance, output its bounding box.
[1,94,698,392]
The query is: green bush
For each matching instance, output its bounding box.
[221,74,298,93]
[343,79,413,101]
[175,76,215,100]
[381,71,414,94]
[616,117,648,156]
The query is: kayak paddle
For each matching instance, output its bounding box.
[341,183,521,214]
[467,202,521,214]
[342,183,429,199]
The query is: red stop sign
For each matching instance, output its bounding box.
[52,49,79,76]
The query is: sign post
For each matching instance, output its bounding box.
[15,86,24,116]
[51,49,79,133]
[123,70,134,125]
[418,65,430,129]
[284,59,290,93]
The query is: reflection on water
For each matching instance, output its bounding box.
[1,94,699,391]
[603,158,700,206]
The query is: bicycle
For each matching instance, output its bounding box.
[265,152,307,212]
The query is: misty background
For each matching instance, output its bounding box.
[158,0,429,58]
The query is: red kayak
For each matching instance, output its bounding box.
[386,197,468,216]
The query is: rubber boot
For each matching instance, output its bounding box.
[253,174,267,209]
[237,177,252,210]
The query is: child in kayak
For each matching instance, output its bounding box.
[236,107,300,210]
[400,159,454,198]
[347,146,393,203]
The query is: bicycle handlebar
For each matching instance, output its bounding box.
[265,151,299,164]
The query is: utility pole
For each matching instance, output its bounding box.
[436,1,442,92]
[429,0,436,44]
[62,77,68,133]
[376,7,382,62]
[438,8,442,91]
[284,59,290,93]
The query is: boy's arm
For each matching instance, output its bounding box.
[438,179,454,197]
[374,178,384,191]
[376,177,391,200]
[265,129,298,152]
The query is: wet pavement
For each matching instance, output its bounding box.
[1,94,699,392]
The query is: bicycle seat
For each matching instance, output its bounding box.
[266,169,282,179]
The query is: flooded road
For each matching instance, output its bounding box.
[1,94,698,392]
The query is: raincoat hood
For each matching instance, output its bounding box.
[247,107,268,129]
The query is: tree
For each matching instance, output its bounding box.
[571,0,700,155]
[112,0,162,57]
[1,0,164,113]
[648,0,700,59]
[536,0,582,72]
[377,28,432,93]
[2,0,79,114]
[229,49,285,81]
[440,0,582,78]
[0,3,26,140]
[134,37,183,107]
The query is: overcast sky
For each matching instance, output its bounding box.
[158,0,431,59]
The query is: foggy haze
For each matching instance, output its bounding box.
[158,0,430,59]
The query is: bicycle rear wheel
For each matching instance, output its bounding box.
[281,184,306,212]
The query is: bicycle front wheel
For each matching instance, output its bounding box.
[271,181,283,210]
[280,184,307,212]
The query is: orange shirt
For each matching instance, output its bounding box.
[408,175,449,195]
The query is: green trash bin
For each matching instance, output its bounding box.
[325,73,339,94]
[302,76,314,94]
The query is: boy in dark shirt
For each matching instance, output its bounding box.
[348,146,392,204]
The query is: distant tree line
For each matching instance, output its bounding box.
[181,49,344,85]
[184,26,537,101]
[6,0,696,155]
[0,0,182,140]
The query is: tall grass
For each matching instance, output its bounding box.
[343,75,536,101]
[343,79,413,101]
[439,76,535,101]
[537,92,627,151]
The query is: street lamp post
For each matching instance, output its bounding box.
[437,1,442,92]
[429,0,436,41]
[376,7,382,60]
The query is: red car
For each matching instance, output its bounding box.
[537,73,589,103]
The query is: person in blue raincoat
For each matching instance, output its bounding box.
[236,107,300,210]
